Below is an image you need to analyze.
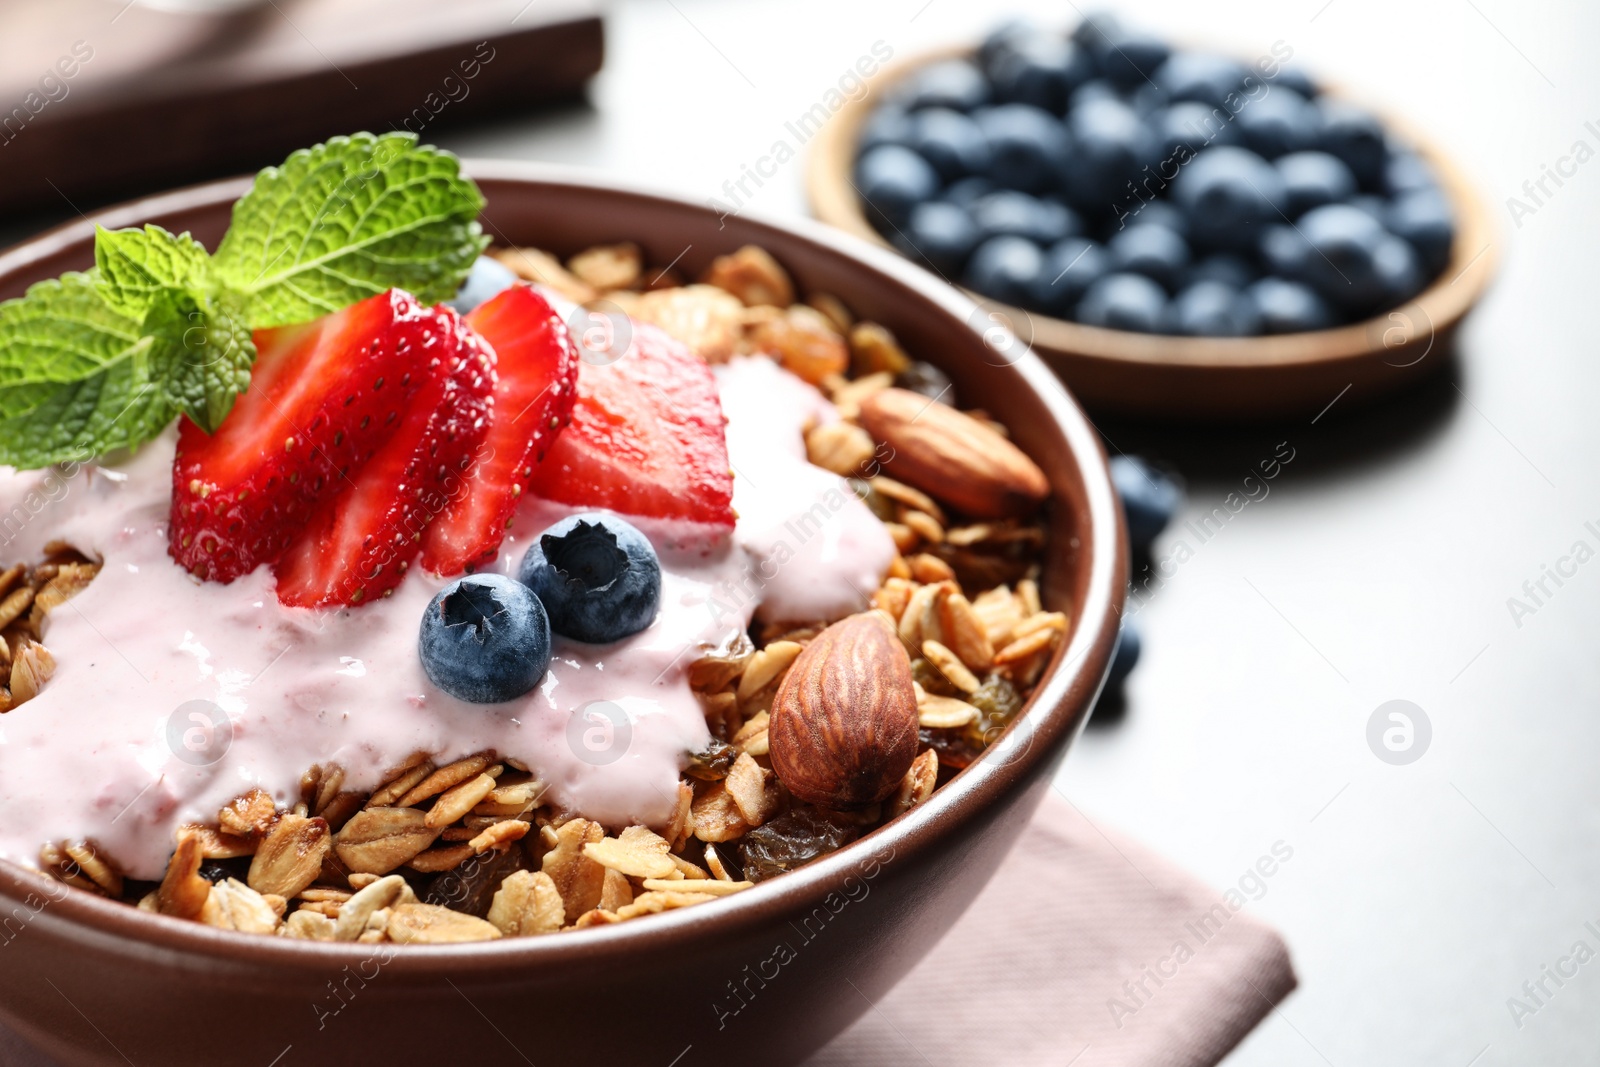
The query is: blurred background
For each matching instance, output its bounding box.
[3,1,1598,1064]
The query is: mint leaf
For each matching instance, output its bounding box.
[94,224,212,320]
[213,132,487,327]
[144,289,255,435]
[0,274,174,467]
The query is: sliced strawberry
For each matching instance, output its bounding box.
[528,322,734,527]
[169,290,440,582]
[273,309,496,607]
[419,285,580,576]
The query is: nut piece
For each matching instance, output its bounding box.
[568,242,642,291]
[701,245,794,307]
[247,814,331,898]
[487,870,566,937]
[630,285,745,362]
[199,878,281,934]
[857,388,1049,519]
[768,611,920,808]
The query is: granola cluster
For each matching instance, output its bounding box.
[28,241,1065,941]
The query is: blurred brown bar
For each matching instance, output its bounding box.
[0,0,604,214]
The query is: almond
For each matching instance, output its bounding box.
[857,388,1049,519]
[768,611,919,808]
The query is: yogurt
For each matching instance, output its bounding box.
[0,354,894,879]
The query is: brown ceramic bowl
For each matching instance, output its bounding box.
[0,164,1125,1067]
[808,45,1499,420]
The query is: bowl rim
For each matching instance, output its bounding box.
[805,42,1500,375]
[0,160,1127,974]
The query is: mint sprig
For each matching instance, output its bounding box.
[0,132,486,468]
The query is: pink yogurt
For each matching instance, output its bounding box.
[0,353,893,879]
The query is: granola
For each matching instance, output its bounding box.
[20,239,1065,941]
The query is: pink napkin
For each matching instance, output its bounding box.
[803,793,1297,1066]
[0,795,1295,1067]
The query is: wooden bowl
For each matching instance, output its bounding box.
[808,46,1499,420]
[0,164,1126,1067]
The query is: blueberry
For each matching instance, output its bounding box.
[448,256,519,314]
[1075,272,1167,332]
[856,145,940,229]
[975,104,1068,193]
[1293,204,1388,309]
[1276,150,1357,216]
[1109,454,1181,552]
[858,106,914,154]
[1316,100,1388,189]
[988,37,1094,113]
[1171,146,1286,250]
[1235,87,1314,158]
[980,19,1040,69]
[896,201,979,276]
[1108,616,1142,686]
[1127,83,1170,116]
[1247,277,1337,333]
[1060,97,1159,209]
[1071,9,1124,51]
[1106,224,1190,290]
[1271,67,1318,99]
[1093,30,1171,89]
[1155,53,1249,110]
[1184,253,1257,289]
[909,108,992,182]
[1164,280,1261,336]
[1154,101,1243,161]
[970,190,1080,245]
[1346,194,1390,226]
[420,574,552,704]
[1388,189,1455,276]
[1371,234,1424,308]
[1384,151,1439,197]
[519,514,662,645]
[942,175,996,207]
[1028,237,1111,315]
[963,235,1045,306]
[902,60,990,112]
[1068,78,1126,110]
[1119,198,1188,237]
[1258,224,1312,278]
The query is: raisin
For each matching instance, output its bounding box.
[895,360,955,404]
[685,739,741,781]
[966,672,1024,751]
[918,726,982,770]
[911,657,960,698]
[422,846,526,917]
[738,806,861,882]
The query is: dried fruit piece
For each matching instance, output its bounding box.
[738,807,860,881]
[769,612,919,808]
[748,306,848,386]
